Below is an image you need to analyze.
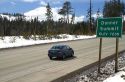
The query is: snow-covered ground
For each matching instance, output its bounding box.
[104,71,125,82]
[104,63,125,82]
[64,52,125,82]
[0,34,96,49]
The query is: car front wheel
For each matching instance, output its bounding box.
[70,51,74,57]
[49,56,53,60]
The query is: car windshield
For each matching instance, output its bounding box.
[51,45,64,49]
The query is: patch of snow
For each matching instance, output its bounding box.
[104,71,125,82]
[0,14,16,21]
[0,34,96,49]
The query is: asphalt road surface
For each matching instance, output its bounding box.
[0,35,125,82]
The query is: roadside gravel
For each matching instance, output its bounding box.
[64,52,125,82]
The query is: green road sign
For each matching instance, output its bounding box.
[97,17,123,38]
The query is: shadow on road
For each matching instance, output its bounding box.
[52,56,77,61]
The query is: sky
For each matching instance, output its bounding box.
[0,0,110,16]
[0,0,125,22]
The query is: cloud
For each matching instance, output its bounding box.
[22,0,38,3]
[10,2,16,5]
[21,0,62,5]
[92,13,103,18]
[40,1,47,6]
[52,1,61,5]
[75,16,84,23]
[69,0,105,2]
[40,0,61,5]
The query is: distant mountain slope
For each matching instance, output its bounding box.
[0,13,25,21]
[24,6,84,23]
[0,14,16,21]
[24,7,61,21]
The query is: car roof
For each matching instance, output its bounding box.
[52,44,68,47]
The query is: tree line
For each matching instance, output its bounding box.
[0,0,125,37]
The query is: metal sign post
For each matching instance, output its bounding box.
[115,38,119,72]
[98,38,102,74]
[96,17,122,74]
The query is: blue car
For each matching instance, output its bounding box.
[48,45,74,60]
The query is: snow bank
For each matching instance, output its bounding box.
[0,34,96,49]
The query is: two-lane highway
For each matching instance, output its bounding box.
[0,35,125,82]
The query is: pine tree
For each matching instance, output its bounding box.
[63,1,73,24]
[86,0,93,34]
[71,12,75,24]
[45,3,53,21]
[103,0,125,17]
[45,3,53,35]
[58,8,66,23]
[59,1,73,24]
